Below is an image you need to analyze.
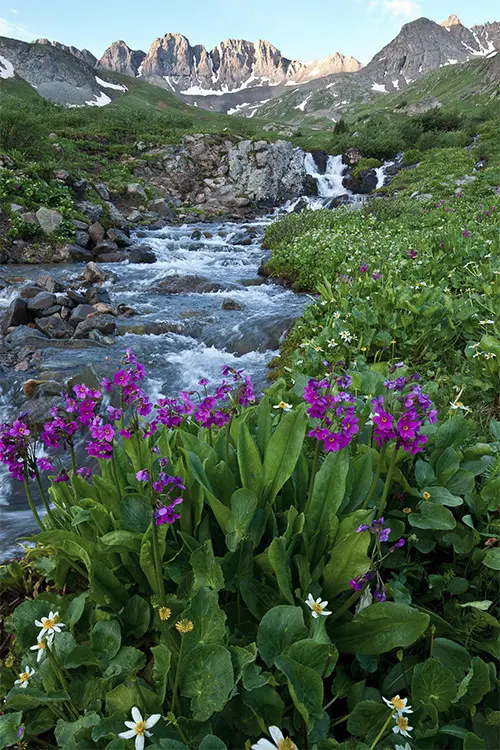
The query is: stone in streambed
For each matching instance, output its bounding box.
[222,299,242,311]
[93,241,118,255]
[35,315,73,339]
[2,298,29,331]
[153,275,237,294]
[84,262,103,284]
[28,292,56,315]
[34,273,63,294]
[85,287,111,305]
[128,245,157,264]
[69,304,95,327]
[88,222,105,245]
[73,314,116,339]
[106,228,130,247]
[98,252,128,263]
[61,244,94,262]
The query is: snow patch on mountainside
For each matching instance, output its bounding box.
[0,55,14,79]
[86,91,112,107]
[95,76,127,91]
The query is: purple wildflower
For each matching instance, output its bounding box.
[136,469,149,482]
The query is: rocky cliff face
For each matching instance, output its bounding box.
[99,41,146,77]
[33,38,97,68]
[0,36,126,106]
[99,33,361,99]
[440,15,500,57]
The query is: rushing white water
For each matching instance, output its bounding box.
[304,152,350,203]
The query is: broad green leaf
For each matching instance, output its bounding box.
[323,529,371,598]
[307,449,349,564]
[66,592,88,628]
[91,620,121,660]
[268,537,294,604]
[334,603,429,654]
[257,606,308,666]
[237,422,264,498]
[286,639,334,676]
[100,530,142,553]
[347,700,392,745]
[63,645,100,669]
[5,597,60,649]
[6,689,69,710]
[152,644,171,703]
[199,736,228,750]
[414,459,436,488]
[482,476,500,510]
[104,647,146,677]
[190,540,224,592]
[458,657,491,708]
[256,395,272,458]
[412,658,457,711]
[421,486,463,507]
[263,403,307,503]
[120,496,152,534]
[225,489,258,552]
[0,711,22,750]
[182,587,227,656]
[122,595,151,639]
[275,654,323,726]
[180,644,234,722]
[483,548,500,570]
[463,733,487,749]
[54,712,100,749]
[242,685,284,728]
[409,501,456,530]
[140,538,158,594]
[435,446,460,485]
[433,638,471,680]
[185,451,231,533]
[91,714,126,742]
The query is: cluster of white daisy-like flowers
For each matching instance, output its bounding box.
[383,694,413,738]
[15,611,67,690]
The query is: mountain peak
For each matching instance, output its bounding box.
[440,14,462,27]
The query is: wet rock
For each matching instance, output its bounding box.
[343,171,377,194]
[19,284,43,299]
[327,194,351,209]
[148,198,175,219]
[148,219,168,230]
[116,304,137,317]
[69,304,95,327]
[4,325,49,349]
[28,292,56,315]
[222,298,243,311]
[75,230,90,248]
[310,150,329,173]
[154,275,236,294]
[85,287,111,305]
[40,305,62,317]
[67,290,87,305]
[88,330,115,345]
[36,315,73,339]
[88,222,105,245]
[107,228,130,247]
[2,298,29,331]
[54,294,73,308]
[126,209,142,222]
[292,198,310,213]
[129,245,157,264]
[84,261,103,284]
[94,241,119,255]
[228,228,259,246]
[73,314,116,339]
[342,148,362,167]
[93,303,117,315]
[23,379,62,399]
[303,175,318,197]
[116,320,187,336]
[77,201,103,223]
[240,278,267,287]
[61,244,94,262]
[98,252,128,263]
[35,273,62,294]
[36,207,63,234]
[191,229,202,240]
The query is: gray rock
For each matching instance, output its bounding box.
[35,207,63,234]
[94,182,110,201]
[88,330,115,345]
[67,289,87,305]
[148,198,175,219]
[2,298,29,331]
[85,287,111,305]
[20,284,44,299]
[61,244,94,262]
[20,211,38,225]
[88,222,105,245]
[36,315,73,339]
[72,219,89,230]
[126,209,142,222]
[105,202,127,228]
[97,252,128,263]
[128,245,157,264]
[10,203,24,213]
[106,228,130,247]
[69,304,95,327]
[154,275,236,294]
[222,298,242,311]
[75,231,90,248]
[126,183,147,205]
[54,294,74,307]
[73,314,116,339]
[77,201,103,223]
[28,292,56,315]
[94,241,119,255]
[84,261,104,284]
[4,325,49,349]
[34,273,62,293]
[40,305,62,317]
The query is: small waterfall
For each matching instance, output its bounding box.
[304,153,351,202]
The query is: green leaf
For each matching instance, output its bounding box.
[237,422,264,498]
[347,700,392,745]
[482,477,500,510]
[190,540,225,592]
[91,620,121,660]
[6,689,69,710]
[433,638,471,680]
[483,548,500,570]
[63,645,100,669]
[182,587,227,656]
[257,606,308,666]
[463,732,486,749]
[458,657,491,708]
[334,603,429,655]
[435,417,468,449]
[91,714,126,742]
[185,451,231,533]
[275,654,323,726]
[120,496,152,533]
[323,528,371,598]
[180,644,234,722]
[307,449,349,563]
[408,501,456,530]
[0,711,23,750]
[100,530,142,553]
[66,592,88,628]
[256,395,272,458]
[198,736,227,750]
[104,647,146,677]
[268,537,294,604]
[122,595,151,639]
[54,712,100,749]
[242,685,284,728]
[152,644,171,703]
[105,683,143,715]
[414,459,436,488]
[225,489,258,552]
[412,658,457,711]
[421,486,463,507]
[286,639,334,676]
[435,446,460,485]
[263,403,307,503]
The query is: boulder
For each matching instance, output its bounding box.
[310,150,329,173]
[35,207,63,235]
[126,183,147,205]
[34,273,62,293]
[126,209,142,222]
[20,211,38,225]
[69,304,95,327]
[154,275,236,294]
[73,314,117,339]
[98,252,128,263]
[72,219,89,230]
[84,261,103,284]
[343,148,362,167]
[94,241,119,255]
[10,203,24,213]
[85,287,111,305]
[148,198,175,219]
[4,325,49,349]
[222,298,242,311]
[106,228,130,247]
[67,290,87,305]
[27,292,56,315]
[105,202,127,228]
[20,284,44,299]
[40,305,62,317]
[128,245,157,264]
[77,201,103,223]
[88,222,105,245]
[94,182,110,201]
[2,298,29,331]
[35,315,73,339]
[75,230,90,248]
[61,244,94,262]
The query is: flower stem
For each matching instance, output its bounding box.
[305,440,321,512]
[23,466,44,530]
[368,709,396,750]
[151,521,166,607]
[329,586,366,623]
[69,443,77,477]
[362,444,387,509]
[171,634,185,715]
[46,644,79,720]
[377,447,398,517]
[225,416,233,464]
[33,467,57,526]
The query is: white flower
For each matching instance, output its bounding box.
[485,352,496,360]
[340,330,354,343]
[273,402,292,412]
[34,611,65,640]
[393,715,413,737]
[383,695,413,715]
[30,636,52,663]
[305,593,332,619]
[479,320,494,325]
[449,401,470,412]
[333,311,341,319]
[14,666,35,689]
[251,725,297,750]
[119,707,161,750]
[395,744,412,750]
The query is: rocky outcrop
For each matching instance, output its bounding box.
[33,39,97,68]
[99,40,146,77]
[134,134,307,218]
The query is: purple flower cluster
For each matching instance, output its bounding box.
[349,570,388,601]
[101,350,151,417]
[0,418,31,480]
[356,516,391,543]
[154,497,183,526]
[304,376,359,453]
[371,378,437,455]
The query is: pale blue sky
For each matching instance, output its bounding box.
[0,0,498,64]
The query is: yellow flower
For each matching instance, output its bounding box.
[158,607,171,621]
[5,654,15,668]
[176,619,194,634]
[402,507,413,514]
[422,491,431,500]
[361,346,367,352]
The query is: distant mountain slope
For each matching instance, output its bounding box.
[33,38,98,68]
